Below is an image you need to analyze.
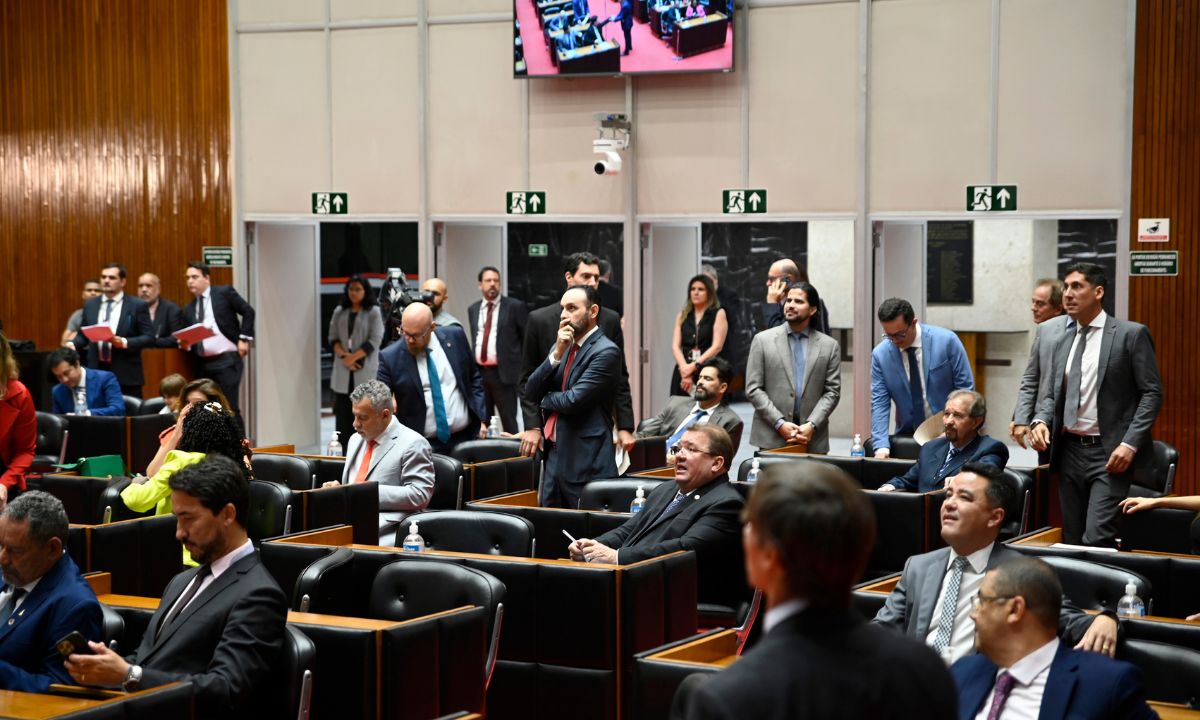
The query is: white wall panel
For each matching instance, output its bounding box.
[331,27,421,213]
[331,0,418,22]
[429,0,510,17]
[807,220,855,329]
[239,32,330,213]
[237,0,325,26]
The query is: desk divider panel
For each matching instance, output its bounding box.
[80,515,181,597]
[467,455,538,502]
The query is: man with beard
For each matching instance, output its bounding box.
[137,272,184,347]
[637,357,743,454]
[468,266,528,434]
[745,282,841,453]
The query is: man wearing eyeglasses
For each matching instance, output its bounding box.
[870,297,974,458]
[568,425,744,606]
[952,557,1154,720]
[873,464,1117,665]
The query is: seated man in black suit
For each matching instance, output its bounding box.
[569,425,743,602]
[670,457,956,720]
[66,455,287,720]
[879,389,1008,493]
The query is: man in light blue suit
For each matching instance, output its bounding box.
[871,298,974,458]
[48,347,124,416]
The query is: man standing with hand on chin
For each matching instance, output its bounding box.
[524,285,621,508]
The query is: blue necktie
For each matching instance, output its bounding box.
[0,588,26,625]
[906,346,925,431]
[937,446,961,481]
[658,491,686,523]
[790,331,807,418]
[666,409,706,448]
[425,352,451,444]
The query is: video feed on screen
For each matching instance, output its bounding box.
[514,0,734,78]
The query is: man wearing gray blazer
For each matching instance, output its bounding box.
[327,380,435,546]
[1009,278,1067,457]
[745,283,841,453]
[1029,263,1163,547]
[637,357,744,453]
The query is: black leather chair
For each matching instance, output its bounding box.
[430,454,464,510]
[32,411,69,473]
[122,395,142,416]
[137,397,166,415]
[863,435,922,460]
[293,546,355,612]
[1001,468,1034,539]
[368,560,507,690]
[247,480,295,543]
[408,510,535,557]
[100,603,125,649]
[579,478,667,512]
[1040,556,1153,614]
[449,438,523,464]
[273,625,316,720]
[1128,440,1179,497]
[253,454,317,491]
[1122,638,1200,707]
[97,477,153,523]
[736,454,814,482]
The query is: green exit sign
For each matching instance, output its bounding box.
[201,246,233,267]
[966,185,1017,212]
[507,191,546,214]
[529,244,549,257]
[312,192,348,214]
[723,189,766,214]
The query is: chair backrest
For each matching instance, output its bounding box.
[448,438,523,464]
[409,510,535,557]
[863,435,922,460]
[138,397,167,416]
[1122,638,1200,706]
[64,415,126,463]
[429,454,464,510]
[1149,440,1179,495]
[625,435,668,475]
[35,411,68,456]
[1040,556,1153,614]
[1000,469,1033,539]
[253,454,317,491]
[579,478,667,512]
[99,603,125,648]
[97,477,154,523]
[247,480,295,543]
[122,395,143,416]
[271,625,316,720]
[736,455,813,482]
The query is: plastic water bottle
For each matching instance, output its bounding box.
[745,458,761,483]
[402,522,425,553]
[326,430,343,457]
[850,434,865,458]
[630,485,646,514]
[488,415,501,438]
[1116,581,1146,618]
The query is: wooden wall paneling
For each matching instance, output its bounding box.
[0,0,233,352]
[1129,0,1200,496]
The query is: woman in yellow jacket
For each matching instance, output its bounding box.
[121,400,248,565]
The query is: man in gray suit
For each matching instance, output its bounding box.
[636,356,744,453]
[1028,262,1163,547]
[745,282,841,453]
[873,463,1117,664]
[323,380,434,545]
[1010,278,1067,454]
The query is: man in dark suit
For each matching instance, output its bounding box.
[377,303,487,454]
[48,347,125,416]
[137,272,184,348]
[873,463,1117,664]
[467,266,528,434]
[1010,279,1068,463]
[596,258,623,317]
[524,285,622,508]
[520,252,635,459]
[180,262,256,414]
[637,357,744,453]
[572,424,745,606]
[69,263,154,397]
[670,457,956,720]
[0,492,102,692]
[879,389,1008,493]
[1029,262,1163,547]
[66,455,287,720]
[951,556,1155,720]
[598,0,634,56]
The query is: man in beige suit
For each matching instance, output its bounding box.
[745,282,841,453]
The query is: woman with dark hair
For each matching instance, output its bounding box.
[121,401,248,565]
[670,274,728,396]
[0,333,36,510]
[328,274,384,448]
[149,377,247,472]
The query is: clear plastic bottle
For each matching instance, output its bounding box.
[402,521,425,552]
[1116,581,1146,618]
[488,415,501,438]
[326,430,343,457]
[630,485,646,514]
[850,433,866,457]
[745,458,761,483]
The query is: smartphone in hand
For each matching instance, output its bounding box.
[55,631,94,658]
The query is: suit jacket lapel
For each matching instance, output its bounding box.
[565,332,601,386]
[0,556,65,641]
[1039,644,1078,720]
[402,347,427,416]
[917,548,952,636]
[772,328,795,388]
[144,565,209,656]
[1096,316,1117,389]
[368,425,398,478]
[626,483,676,546]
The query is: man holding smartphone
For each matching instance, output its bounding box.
[0,491,102,692]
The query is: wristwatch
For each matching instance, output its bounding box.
[122,664,143,692]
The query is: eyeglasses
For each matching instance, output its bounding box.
[969,592,1013,610]
[669,443,714,457]
[880,323,913,341]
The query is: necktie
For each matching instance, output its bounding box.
[666,409,706,449]
[1064,325,1089,428]
[353,439,377,483]
[658,491,687,523]
[158,565,212,639]
[544,343,579,443]
[478,302,495,364]
[195,295,207,355]
[0,588,27,625]
[906,346,925,431]
[790,331,807,418]
[74,386,89,415]
[937,446,961,481]
[985,671,1017,720]
[932,556,969,656]
[425,352,451,444]
[100,299,114,362]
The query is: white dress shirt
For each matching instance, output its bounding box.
[763,598,807,634]
[973,638,1059,720]
[162,538,255,620]
[548,325,601,365]
[196,289,239,356]
[925,543,993,663]
[74,367,91,415]
[474,300,500,366]
[416,337,470,437]
[0,573,43,619]
[101,292,124,332]
[899,323,932,417]
[1064,311,1106,436]
[668,402,716,438]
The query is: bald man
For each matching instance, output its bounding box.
[137,273,183,348]
[377,303,487,453]
[420,278,462,329]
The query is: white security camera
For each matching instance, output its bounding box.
[593,138,623,176]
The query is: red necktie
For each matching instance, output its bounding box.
[353,440,377,483]
[478,302,495,364]
[544,343,578,443]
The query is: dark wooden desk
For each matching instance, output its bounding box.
[0,683,189,719]
[558,40,621,74]
[673,11,728,57]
